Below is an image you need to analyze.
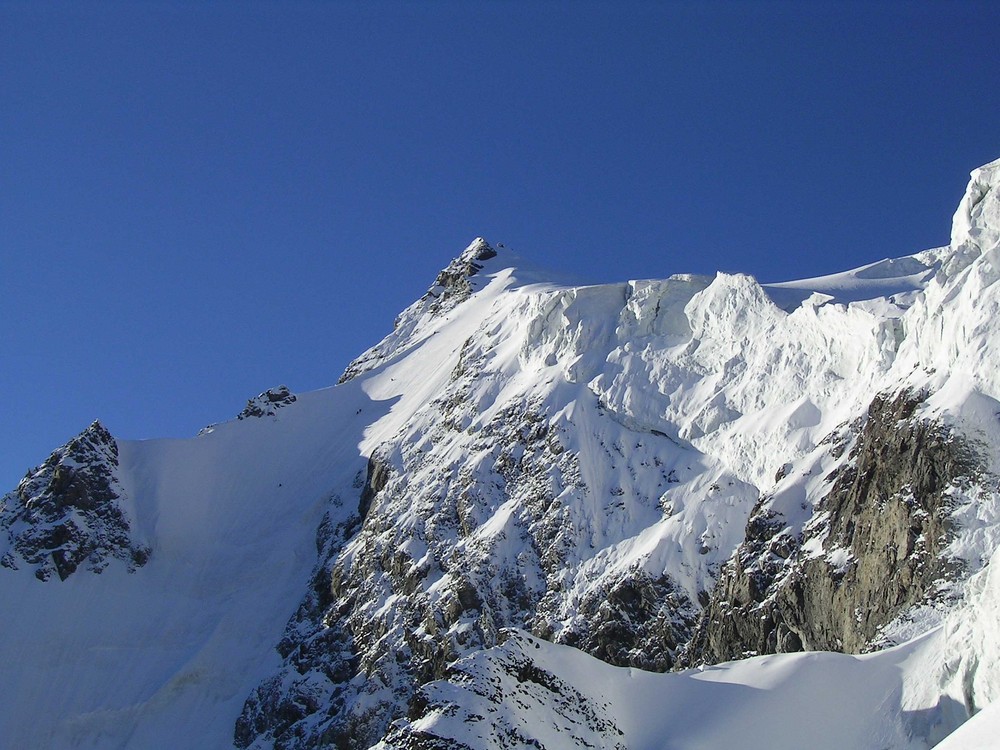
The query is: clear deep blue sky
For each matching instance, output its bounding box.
[3,1,1000,488]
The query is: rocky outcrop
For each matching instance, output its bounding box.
[556,569,698,672]
[358,455,391,519]
[0,421,150,581]
[377,631,627,750]
[684,389,982,665]
[239,385,298,419]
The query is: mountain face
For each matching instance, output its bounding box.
[5,159,1000,749]
[682,388,982,664]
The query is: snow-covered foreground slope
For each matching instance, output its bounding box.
[383,630,929,750]
[382,539,1000,749]
[4,158,1000,749]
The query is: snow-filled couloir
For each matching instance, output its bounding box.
[4,158,1000,749]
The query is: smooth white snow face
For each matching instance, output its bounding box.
[933,701,1000,750]
[3,157,1000,749]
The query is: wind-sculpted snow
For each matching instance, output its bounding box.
[923,543,1000,748]
[591,266,913,490]
[7,159,1000,749]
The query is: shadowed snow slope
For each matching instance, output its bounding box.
[5,159,1000,749]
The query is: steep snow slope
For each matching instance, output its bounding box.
[4,158,1000,749]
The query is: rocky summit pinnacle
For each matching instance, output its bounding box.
[238,385,298,420]
[423,236,499,307]
[337,237,502,384]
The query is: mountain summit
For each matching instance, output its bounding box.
[4,160,1000,748]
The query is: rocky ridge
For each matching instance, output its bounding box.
[338,238,498,384]
[239,385,299,420]
[378,630,628,750]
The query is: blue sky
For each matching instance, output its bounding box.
[3,1,1000,488]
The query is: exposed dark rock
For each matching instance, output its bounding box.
[422,238,497,316]
[234,508,361,750]
[358,455,392,519]
[684,389,982,665]
[378,732,477,750]
[558,569,697,671]
[239,385,298,420]
[0,421,150,581]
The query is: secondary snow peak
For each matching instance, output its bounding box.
[0,419,149,581]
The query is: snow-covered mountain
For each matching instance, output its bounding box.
[5,158,1000,749]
